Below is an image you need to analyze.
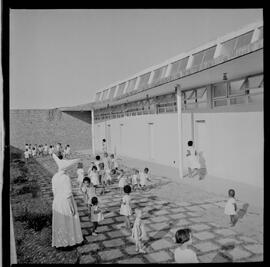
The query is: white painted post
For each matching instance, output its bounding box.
[91,109,95,156]
[176,84,184,179]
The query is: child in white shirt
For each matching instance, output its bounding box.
[95,155,102,171]
[91,196,104,236]
[49,145,53,156]
[120,185,132,229]
[65,144,71,158]
[174,228,199,263]
[32,147,36,157]
[24,149,30,162]
[224,189,238,226]
[90,166,99,194]
[110,154,118,170]
[186,140,200,178]
[43,144,48,156]
[139,168,151,190]
[118,169,127,195]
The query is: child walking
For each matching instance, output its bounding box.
[120,185,132,230]
[174,228,199,263]
[80,177,96,221]
[131,208,147,253]
[90,196,104,236]
[224,189,238,226]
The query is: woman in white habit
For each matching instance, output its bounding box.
[51,154,83,248]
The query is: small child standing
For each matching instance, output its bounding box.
[49,145,53,156]
[43,144,48,156]
[198,151,207,180]
[131,169,140,191]
[80,177,96,221]
[32,147,37,158]
[186,140,200,178]
[118,169,127,195]
[139,168,151,190]
[76,162,84,187]
[91,196,104,236]
[131,208,147,253]
[90,166,99,194]
[24,149,30,163]
[224,189,238,226]
[110,154,118,170]
[95,155,102,171]
[120,185,132,229]
[98,162,106,195]
[174,228,199,263]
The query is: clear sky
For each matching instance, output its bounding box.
[10,9,263,109]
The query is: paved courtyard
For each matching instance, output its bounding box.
[36,152,263,263]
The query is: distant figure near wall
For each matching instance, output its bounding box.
[102,139,107,153]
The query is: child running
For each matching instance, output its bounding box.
[224,189,238,226]
[131,208,147,253]
[90,196,104,236]
[120,185,132,230]
[174,228,199,263]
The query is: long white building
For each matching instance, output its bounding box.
[62,21,263,188]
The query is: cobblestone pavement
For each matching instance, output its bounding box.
[36,154,263,263]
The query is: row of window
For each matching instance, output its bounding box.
[95,26,263,102]
[94,73,263,121]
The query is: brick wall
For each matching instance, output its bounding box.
[10,109,92,151]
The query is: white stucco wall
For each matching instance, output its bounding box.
[193,111,263,188]
[94,110,263,188]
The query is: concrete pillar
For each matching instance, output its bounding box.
[91,109,95,155]
[176,84,184,179]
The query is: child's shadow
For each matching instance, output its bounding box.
[233,203,249,226]
[211,242,236,262]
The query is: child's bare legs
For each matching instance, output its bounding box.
[124,215,131,229]
[136,240,146,253]
[92,222,98,235]
[230,215,238,226]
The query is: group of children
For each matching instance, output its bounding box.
[72,143,238,262]
[24,143,71,161]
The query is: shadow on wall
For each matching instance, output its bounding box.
[62,111,92,124]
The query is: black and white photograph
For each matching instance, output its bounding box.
[6,8,263,264]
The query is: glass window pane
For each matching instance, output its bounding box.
[214,99,227,107]
[192,51,204,67]
[170,57,189,76]
[229,79,246,95]
[95,92,101,101]
[258,26,263,40]
[203,46,216,62]
[221,37,238,57]
[248,74,263,89]
[152,66,167,83]
[101,89,110,100]
[230,96,246,105]
[185,90,195,100]
[213,83,227,97]
[196,87,207,99]
[116,82,126,97]
[108,86,116,99]
[138,72,151,89]
[126,78,137,93]
[235,31,254,50]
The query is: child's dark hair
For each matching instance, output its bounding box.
[91,196,98,205]
[58,154,63,160]
[92,165,97,171]
[135,169,139,174]
[188,140,193,146]
[103,139,106,142]
[110,154,114,158]
[228,189,235,197]
[96,155,100,160]
[123,185,131,194]
[144,167,149,173]
[111,169,116,175]
[175,228,191,244]
[83,177,91,183]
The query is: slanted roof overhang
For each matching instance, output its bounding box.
[93,45,263,109]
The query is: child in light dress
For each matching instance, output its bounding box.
[91,196,104,236]
[65,144,71,158]
[95,155,102,171]
[32,147,37,157]
[76,162,84,187]
[80,177,96,221]
[186,140,200,178]
[87,161,95,177]
[49,145,53,156]
[198,151,207,180]
[120,185,132,229]
[174,228,199,263]
[102,139,107,153]
[43,144,48,156]
[139,168,151,190]
[103,152,112,185]
[90,166,99,194]
[131,169,140,191]
[98,162,106,195]
[118,169,127,194]
[24,149,30,162]
[110,154,118,170]
[224,189,238,226]
[131,208,147,253]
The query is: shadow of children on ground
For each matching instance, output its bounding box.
[211,242,236,262]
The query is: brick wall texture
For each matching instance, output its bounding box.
[10,109,92,151]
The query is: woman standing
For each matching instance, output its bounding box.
[51,154,83,248]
